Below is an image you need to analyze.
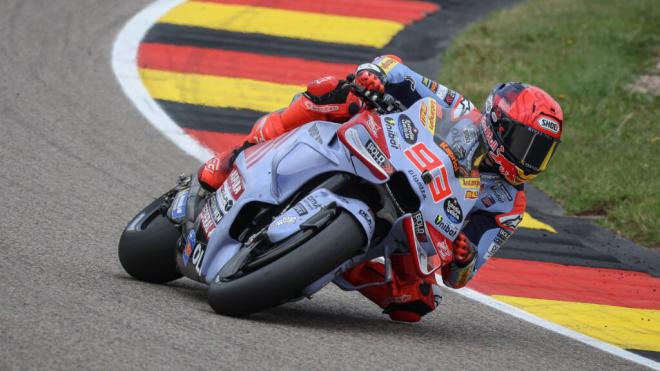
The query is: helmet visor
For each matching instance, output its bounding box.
[497,118,559,173]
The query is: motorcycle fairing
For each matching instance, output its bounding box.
[337,111,394,182]
[267,188,374,245]
[193,121,382,284]
[382,98,480,243]
[183,98,483,285]
[168,189,189,222]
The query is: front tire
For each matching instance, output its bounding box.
[118,196,182,283]
[207,211,365,316]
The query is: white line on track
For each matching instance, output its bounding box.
[451,288,660,370]
[111,0,212,162]
[111,1,659,369]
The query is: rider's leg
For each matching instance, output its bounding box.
[198,75,362,191]
[342,254,442,322]
[196,97,317,191]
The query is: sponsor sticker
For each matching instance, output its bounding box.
[365,140,387,167]
[538,117,560,134]
[191,242,206,274]
[444,90,456,106]
[481,196,495,208]
[407,169,427,200]
[496,212,523,231]
[484,242,501,260]
[376,56,399,74]
[358,209,373,227]
[308,123,322,144]
[200,204,216,238]
[404,76,416,91]
[398,114,418,145]
[436,85,448,98]
[419,101,429,129]
[428,100,437,133]
[182,230,196,266]
[217,185,234,213]
[303,195,322,210]
[228,168,244,199]
[465,190,479,199]
[444,197,463,224]
[365,115,381,137]
[208,197,223,224]
[170,190,189,220]
[456,97,474,117]
[434,215,458,239]
[304,100,339,113]
[460,177,481,189]
[274,215,297,226]
[421,77,439,93]
[439,142,459,173]
[491,183,513,202]
[293,204,308,216]
[384,120,400,149]
[412,211,427,242]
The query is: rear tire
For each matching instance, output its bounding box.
[118,196,182,283]
[207,211,365,316]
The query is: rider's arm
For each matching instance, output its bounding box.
[441,180,527,288]
[357,55,476,114]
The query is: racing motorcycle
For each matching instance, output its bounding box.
[118,87,483,317]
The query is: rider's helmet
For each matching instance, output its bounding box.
[481,82,563,185]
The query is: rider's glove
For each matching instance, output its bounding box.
[354,70,385,95]
[452,232,476,267]
[352,63,386,98]
[303,75,365,121]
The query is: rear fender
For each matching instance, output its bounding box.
[267,188,375,246]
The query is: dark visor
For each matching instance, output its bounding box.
[497,117,559,173]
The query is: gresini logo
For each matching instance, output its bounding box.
[537,117,559,134]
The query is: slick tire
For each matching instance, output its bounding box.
[207,211,365,317]
[118,196,182,283]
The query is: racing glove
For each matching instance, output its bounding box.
[452,232,476,267]
[351,63,387,101]
[440,233,477,289]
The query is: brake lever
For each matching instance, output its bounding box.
[350,83,406,114]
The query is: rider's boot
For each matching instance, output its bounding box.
[197,141,252,191]
[342,254,441,322]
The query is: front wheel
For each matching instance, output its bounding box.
[118,196,182,283]
[207,211,365,316]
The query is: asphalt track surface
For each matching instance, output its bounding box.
[0,1,651,370]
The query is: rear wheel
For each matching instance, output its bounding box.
[207,211,365,316]
[118,196,182,283]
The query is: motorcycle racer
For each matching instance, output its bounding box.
[197,55,564,322]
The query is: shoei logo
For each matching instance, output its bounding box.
[537,117,559,134]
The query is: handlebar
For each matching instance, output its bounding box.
[349,82,407,115]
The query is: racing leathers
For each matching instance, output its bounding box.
[197,55,527,322]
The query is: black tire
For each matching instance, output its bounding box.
[118,196,182,283]
[207,211,365,316]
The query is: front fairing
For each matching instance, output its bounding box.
[369,98,482,273]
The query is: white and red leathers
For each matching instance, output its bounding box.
[197,55,527,322]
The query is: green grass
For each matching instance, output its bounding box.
[437,0,660,247]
